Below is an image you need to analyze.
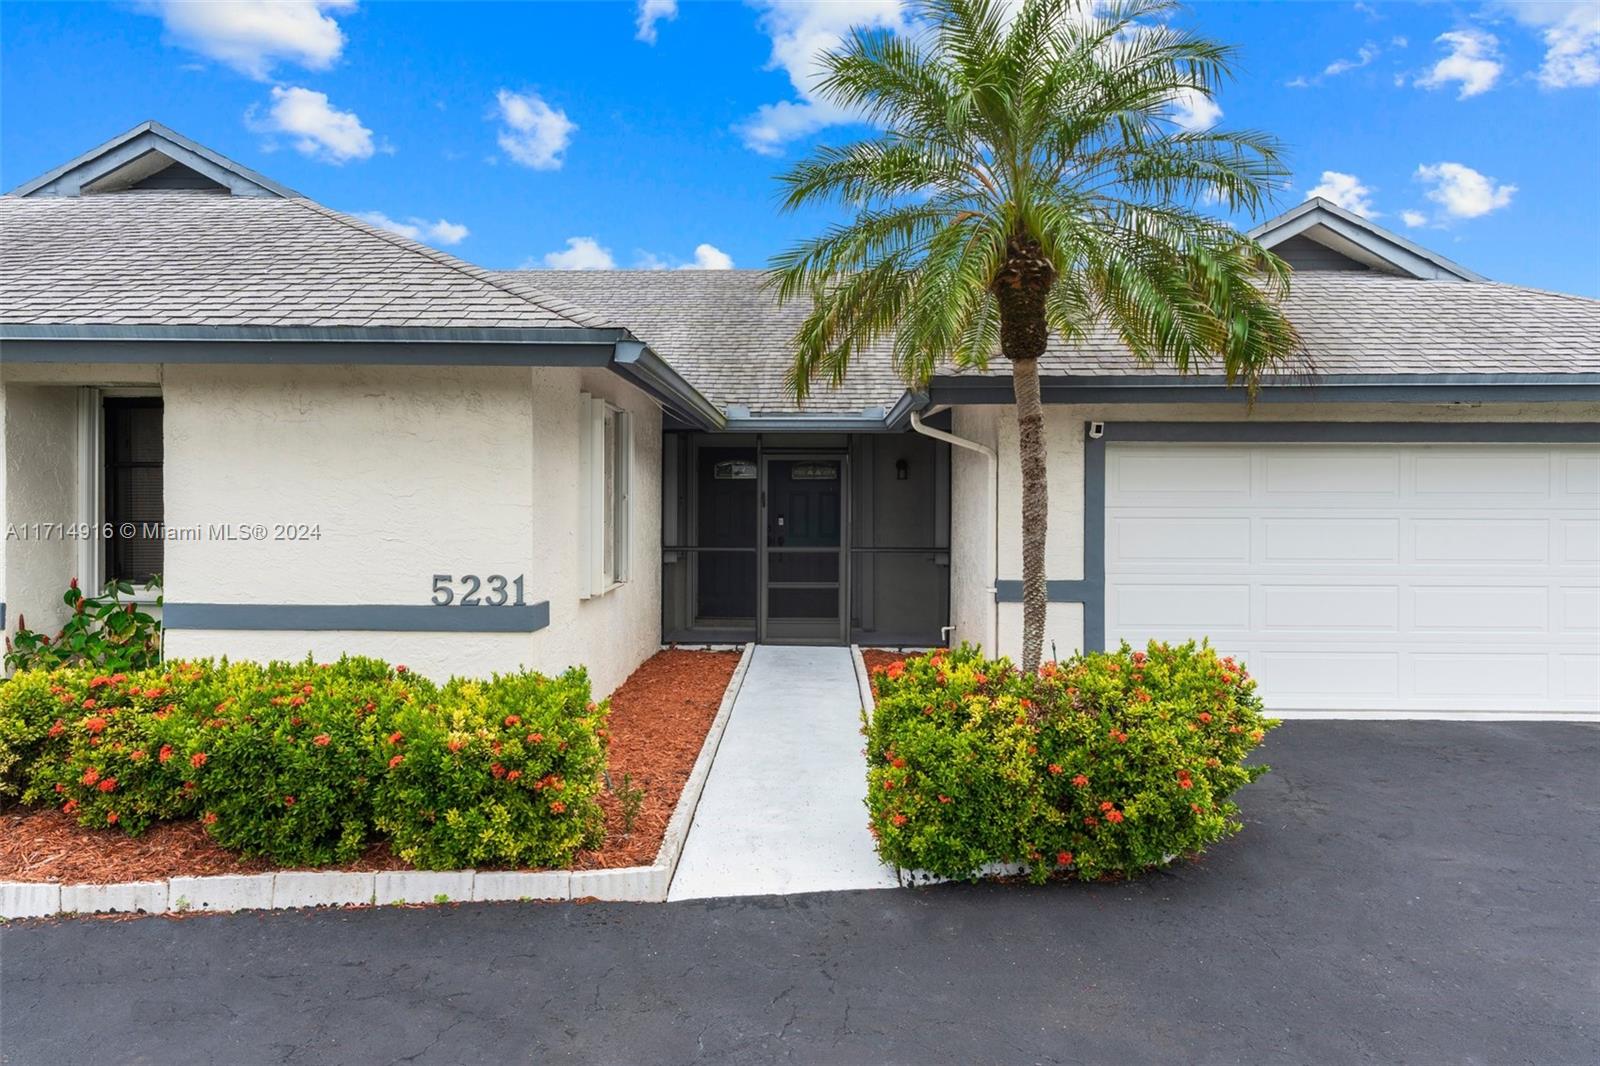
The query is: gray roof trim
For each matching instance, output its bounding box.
[0,337,618,367]
[718,389,927,433]
[0,323,626,345]
[927,372,1600,406]
[8,120,301,199]
[1250,198,1484,282]
[612,340,726,431]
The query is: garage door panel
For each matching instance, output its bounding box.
[1263,518,1399,562]
[1412,519,1549,564]
[1262,585,1398,631]
[1414,452,1550,495]
[1110,517,1249,564]
[1413,654,1550,698]
[1105,441,1599,716]
[1253,651,1400,698]
[1112,584,1250,630]
[1263,451,1399,495]
[1411,586,1548,632]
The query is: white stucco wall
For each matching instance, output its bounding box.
[3,385,79,638]
[152,363,661,696]
[952,399,1600,661]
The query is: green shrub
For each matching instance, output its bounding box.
[373,668,608,870]
[866,641,1278,883]
[19,667,198,832]
[4,578,163,673]
[182,657,417,866]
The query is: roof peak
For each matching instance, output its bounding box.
[1250,197,1484,282]
[7,120,300,199]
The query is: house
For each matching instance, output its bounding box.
[3,122,1597,714]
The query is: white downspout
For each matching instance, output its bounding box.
[910,409,999,653]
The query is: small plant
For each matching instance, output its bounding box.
[4,577,163,673]
[614,772,646,836]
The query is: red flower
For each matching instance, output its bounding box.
[882,779,895,791]
[1107,810,1125,823]
[105,811,119,826]
[1084,815,1099,827]
[158,744,174,763]
[313,734,332,747]
[938,795,952,804]
[202,811,218,826]
[507,769,522,782]
[973,672,987,684]
[1057,851,1073,865]
[490,763,506,779]
[97,777,118,793]
[1048,764,1063,775]
[302,684,314,695]
[388,754,404,769]
[1099,801,1114,812]
[81,699,97,710]
[891,814,908,827]
[289,696,306,707]
[190,752,208,768]
[395,665,408,674]
[527,733,544,744]
[447,738,466,753]
[1198,711,1213,724]
[388,731,403,746]
[891,757,906,769]
[886,662,905,680]
[1191,803,1204,814]
[48,719,65,738]
[80,767,100,786]
[130,749,146,761]
[1072,774,1089,788]
[283,795,295,806]
[504,715,521,727]
[549,801,566,814]
[62,799,78,815]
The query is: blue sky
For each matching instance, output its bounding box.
[3,1,1597,295]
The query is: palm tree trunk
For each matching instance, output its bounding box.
[1011,354,1048,671]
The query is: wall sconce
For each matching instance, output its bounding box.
[895,458,909,480]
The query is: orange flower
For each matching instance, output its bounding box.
[891,757,906,769]
[158,744,174,763]
[388,731,403,746]
[81,767,100,786]
[447,738,465,753]
[62,799,78,815]
[549,800,566,814]
[886,662,906,680]
[1048,764,1063,775]
[937,795,952,804]
[388,754,404,769]
[47,720,65,738]
[82,699,98,710]
[527,733,544,744]
[97,777,118,793]
[190,752,208,768]
[106,811,119,825]
[882,779,895,791]
[1106,810,1124,823]
[130,749,146,761]
[1099,801,1114,812]
[1072,774,1089,788]
[504,715,521,727]
[507,769,522,782]
[1056,851,1073,865]
[490,763,506,778]
[202,811,218,826]
[1198,711,1212,724]
[313,734,332,747]
[283,795,296,806]
[890,813,908,827]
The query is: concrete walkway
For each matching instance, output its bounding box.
[668,645,898,900]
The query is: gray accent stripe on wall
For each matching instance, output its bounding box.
[0,602,5,631]
[163,602,550,633]
[996,421,1600,654]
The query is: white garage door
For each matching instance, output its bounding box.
[1104,442,1600,716]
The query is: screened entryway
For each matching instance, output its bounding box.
[662,430,951,646]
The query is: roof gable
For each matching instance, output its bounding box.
[1249,198,1484,282]
[7,120,298,199]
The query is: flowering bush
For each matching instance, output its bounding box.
[4,577,163,673]
[182,658,416,866]
[373,669,608,870]
[865,642,1277,883]
[18,667,198,832]
[0,656,611,871]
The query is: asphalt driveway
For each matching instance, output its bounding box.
[2,721,1596,1065]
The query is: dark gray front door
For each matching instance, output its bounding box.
[761,455,847,644]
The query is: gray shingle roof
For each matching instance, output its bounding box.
[0,192,615,331]
[504,270,908,414]
[514,270,1600,407]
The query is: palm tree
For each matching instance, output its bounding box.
[770,0,1301,671]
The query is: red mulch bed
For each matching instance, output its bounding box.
[860,649,913,678]
[0,649,741,884]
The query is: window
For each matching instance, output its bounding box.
[578,393,630,598]
[102,398,164,586]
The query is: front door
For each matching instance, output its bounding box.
[761,455,846,644]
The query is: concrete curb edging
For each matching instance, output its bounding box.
[0,644,756,920]
[850,645,874,716]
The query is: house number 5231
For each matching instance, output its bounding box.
[431,574,528,607]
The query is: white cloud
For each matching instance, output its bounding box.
[1167,86,1222,131]
[1305,170,1379,217]
[141,0,355,80]
[636,0,678,44]
[1503,2,1600,89]
[536,237,616,270]
[1414,162,1516,219]
[682,243,734,270]
[1401,209,1428,228]
[247,86,375,163]
[355,211,469,246]
[735,0,911,155]
[1416,29,1502,98]
[1324,41,1380,76]
[493,89,576,170]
